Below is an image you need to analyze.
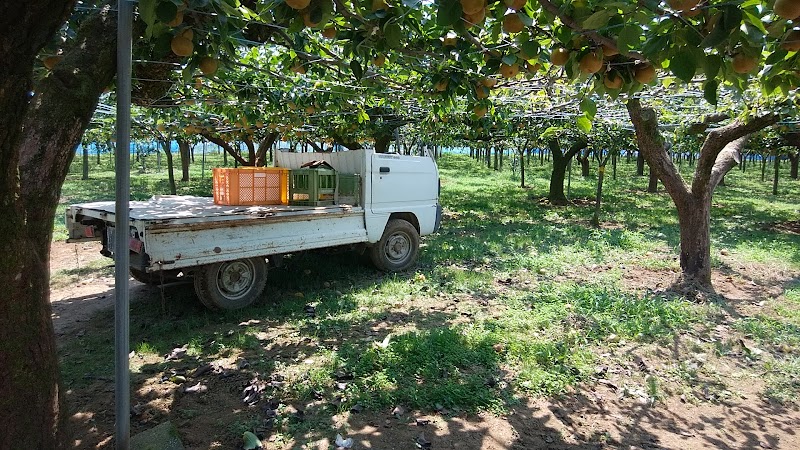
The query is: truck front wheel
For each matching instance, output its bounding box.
[369,219,420,272]
[194,257,268,310]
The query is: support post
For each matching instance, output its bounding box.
[115,1,133,448]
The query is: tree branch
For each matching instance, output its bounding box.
[686,113,730,135]
[306,140,324,152]
[708,136,747,192]
[200,132,248,166]
[256,131,278,166]
[693,113,779,195]
[329,132,363,150]
[626,98,691,205]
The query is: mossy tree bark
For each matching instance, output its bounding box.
[178,139,191,182]
[547,138,587,205]
[647,170,659,193]
[1,3,115,448]
[627,99,778,288]
[160,140,177,194]
[575,147,591,177]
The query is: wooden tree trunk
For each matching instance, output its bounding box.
[499,147,504,170]
[520,150,526,188]
[677,195,712,285]
[255,132,279,166]
[788,151,798,179]
[375,134,391,153]
[576,148,590,177]
[161,141,177,195]
[627,99,777,289]
[178,139,191,182]
[82,145,89,180]
[636,151,645,176]
[773,152,780,195]
[647,170,659,193]
[547,138,586,205]
[1,4,114,447]
[591,164,607,226]
[612,151,617,180]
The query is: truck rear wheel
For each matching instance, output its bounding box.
[130,268,183,285]
[193,257,268,310]
[369,219,420,272]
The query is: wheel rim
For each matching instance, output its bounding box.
[215,260,256,300]
[384,232,411,263]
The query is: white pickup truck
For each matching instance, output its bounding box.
[66,149,441,310]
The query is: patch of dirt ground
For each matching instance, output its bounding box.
[51,242,800,449]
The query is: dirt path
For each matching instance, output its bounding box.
[50,241,155,338]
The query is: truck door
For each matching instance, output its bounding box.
[370,153,438,214]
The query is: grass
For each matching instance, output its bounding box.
[54,150,800,446]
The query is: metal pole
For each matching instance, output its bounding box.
[202,141,206,178]
[115,1,133,448]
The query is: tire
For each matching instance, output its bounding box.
[193,257,268,310]
[369,219,420,272]
[130,268,159,285]
[130,268,183,285]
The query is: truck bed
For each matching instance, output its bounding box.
[71,195,361,225]
[68,196,368,271]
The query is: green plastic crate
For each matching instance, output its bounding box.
[289,168,336,206]
[335,174,361,205]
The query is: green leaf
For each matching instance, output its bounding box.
[617,24,642,53]
[518,13,534,27]
[703,54,722,78]
[642,34,669,56]
[576,115,592,134]
[139,0,158,26]
[350,60,363,80]
[766,49,788,65]
[669,52,696,82]
[582,10,613,30]
[555,26,572,45]
[580,98,597,119]
[700,22,727,48]
[521,40,540,59]
[703,80,718,105]
[242,431,261,450]
[437,0,462,27]
[384,22,402,48]
[540,126,561,140]
[502,54,518,65]
[721,5,743,32]
[743,11,767,35]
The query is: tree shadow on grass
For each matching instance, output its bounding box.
[58,248,800,449]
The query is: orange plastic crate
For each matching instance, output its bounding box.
[212,167,289,206]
